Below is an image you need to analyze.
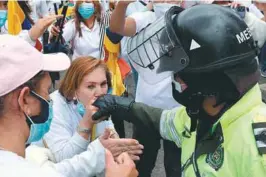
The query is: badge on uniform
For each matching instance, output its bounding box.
[206,145,224,171]
[252,122,266,155]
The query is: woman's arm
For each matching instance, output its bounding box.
[109,1,137,37]
[44,93,91,162]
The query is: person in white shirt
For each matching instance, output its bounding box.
[253,0,266,76]
[0,34,138,177]
[110,1,182,177]
[0,1,60,49]
[43,56,143,163]
[254,0,266,19]
[51,0,104,59]
[29,0,49,23]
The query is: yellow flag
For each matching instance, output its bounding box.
[104,34,126,96]
[8,1,25,35]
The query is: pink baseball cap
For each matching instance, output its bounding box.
[0,34,71,96]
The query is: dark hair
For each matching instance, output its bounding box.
[17,1,35,25]
[74,1,102,37]
[0,72,46,117]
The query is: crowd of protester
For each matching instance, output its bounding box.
[1,0,266,177]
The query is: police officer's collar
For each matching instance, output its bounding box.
[211,84,262,133]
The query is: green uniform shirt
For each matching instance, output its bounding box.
[160,84,266,177]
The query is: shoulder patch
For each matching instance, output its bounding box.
[206,145,224,171]
[252,115,266,155]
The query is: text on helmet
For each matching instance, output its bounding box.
[236,28,252,44]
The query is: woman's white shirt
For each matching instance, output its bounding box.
[44,90,114,162]
[62,19,101,59]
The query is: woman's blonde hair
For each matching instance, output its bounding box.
[59,56,111,101]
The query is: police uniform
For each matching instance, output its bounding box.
[160,84,266,176]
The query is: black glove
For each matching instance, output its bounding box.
[92,94,135,121]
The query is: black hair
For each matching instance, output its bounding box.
[0,72,46,117]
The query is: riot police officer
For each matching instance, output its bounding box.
[92,4,266,176]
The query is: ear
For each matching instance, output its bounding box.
[17,87,31,115]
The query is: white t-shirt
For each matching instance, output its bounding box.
[61,19,101,59]
[126,2,147,17]
[125,11,180,109]
[44,90,114,162]
[0,150,63,177]
[29,0,49,23]
[249,4,264,19]
[244,11,266,48]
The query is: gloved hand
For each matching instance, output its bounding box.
[92,94,135,121]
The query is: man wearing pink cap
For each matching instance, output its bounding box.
[0,34,138,177]
[0,34,70,176]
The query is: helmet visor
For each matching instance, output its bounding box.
[127,6,189,84]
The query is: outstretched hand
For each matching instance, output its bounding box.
[99,129,143,161]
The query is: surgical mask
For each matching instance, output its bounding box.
[26,91,53,144]
[78,2,95,19]
[77,100,86,117]
[0,10,7,28]
[171,74,188,93]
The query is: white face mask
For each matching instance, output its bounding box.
[153,3,178,18]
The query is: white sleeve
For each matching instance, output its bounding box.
[44,94,90,162]
[26,140,105,177]
[129,11,157,33]
[249,4,264,19]
[55,139,106,177]
[244,12,266,48]
[62,20,76,43]
[18,30,36,47]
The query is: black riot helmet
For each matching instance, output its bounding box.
[127,4,260,122]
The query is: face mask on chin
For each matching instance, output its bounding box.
[25,91,53,144]
[77,100,86,117]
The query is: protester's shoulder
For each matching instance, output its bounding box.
[64,19,76,30]
[66,19,75,25]
[50,90,68,107]
[0,151,62,177]
[50,90,63,101]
